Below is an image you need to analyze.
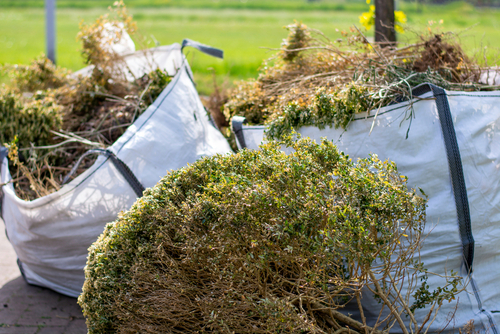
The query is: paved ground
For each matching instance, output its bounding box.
[0,222,87,334]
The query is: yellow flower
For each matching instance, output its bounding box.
[359,5,375,30]
[394,10,407,33]
[359,6,407,34]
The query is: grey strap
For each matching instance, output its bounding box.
[419,83,499,334]
[0,146,8,220]
[181,39,223,59]
[0,147,8,164]
[107,152,145,198]
[231,116,248,149]
[412,83,474,273]
[63,149,145,198]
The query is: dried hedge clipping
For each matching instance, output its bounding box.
[223,23,499,139]
[79,137,460,334]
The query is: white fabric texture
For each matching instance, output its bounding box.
[236,90,500,333]
[72,43,181,82]
[1,45,232,298]
[101,22,136,56]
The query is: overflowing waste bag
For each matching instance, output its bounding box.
[231,84,500,333]
[0,41,232,297]
[218,21,500,332]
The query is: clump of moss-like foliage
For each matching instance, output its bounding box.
[223,23,497,139]
[0,88,62,150]
[79,137,460,334]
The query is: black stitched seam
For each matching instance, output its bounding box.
[107,152,145,198]
[428,84,474,273]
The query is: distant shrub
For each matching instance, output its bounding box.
[281,21,311,62]
[223,80,272,125]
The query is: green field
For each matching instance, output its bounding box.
[1,1,500,94]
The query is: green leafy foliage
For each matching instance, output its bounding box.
[266,84,372,139]
[0,88,62,149]
[411,270,461,313]
[3,54,70,92]
[139,68,173,104]
[79,137,435,333]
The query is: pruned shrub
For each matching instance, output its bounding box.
[281,21,312,62]
[79,137,459,334]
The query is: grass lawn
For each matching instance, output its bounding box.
[1,1,500,94]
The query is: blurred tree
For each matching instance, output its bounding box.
[375,0,396,46]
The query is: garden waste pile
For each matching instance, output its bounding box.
[75,21,500,334]
[223,22,499,139]
[218,22,500,334]
[0,2,172,201]
[79,137,461,334]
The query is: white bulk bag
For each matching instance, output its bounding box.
[1,42,232,298]
[231,84,500,334]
